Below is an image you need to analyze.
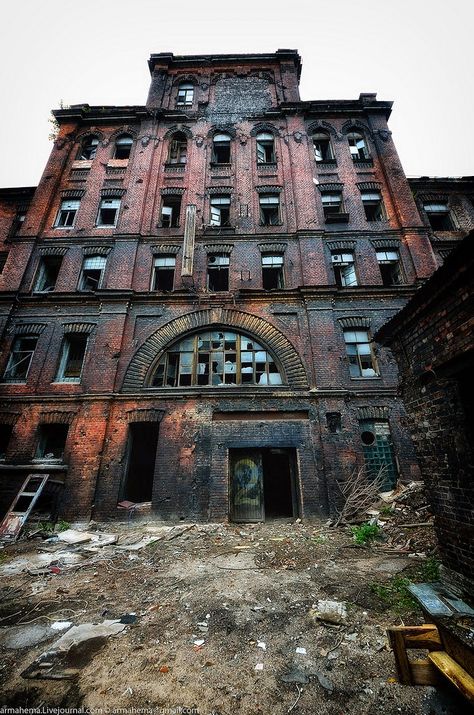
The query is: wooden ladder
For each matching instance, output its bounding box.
[0,473,50,540]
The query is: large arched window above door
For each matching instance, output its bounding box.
[150,329,283,387]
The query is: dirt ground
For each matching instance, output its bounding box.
[0,517,470,715]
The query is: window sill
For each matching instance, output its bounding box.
[71,160,92,170]
[0,379,27,384]
[257,162,277,168]
[316,159,337,168]
[95,224,117,229]
[32,457,63,464]
[352,158,373,167]
[52,379,81,384]
[259,222,284,227]
[210,163,232,169]
[53,226,75,230]
[107,159,129,168]
[325,213,350,224]
[164,163,186,170]
[349,376,381,380]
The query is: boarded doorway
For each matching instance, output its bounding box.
[121,422,159,503]
[229,448,297,522]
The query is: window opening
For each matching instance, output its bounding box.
[423,202,454,231]
[36,424,69,460]
[3,336,38,381]
[343,330,378,378]
[161,195,182,227]
[321,192,343,218]
[0,424,13,459]
[34,256,62,292]
[56,334,88,382]
[376,250,403,286]
[331,252,358,287]
[152,255,175,291]
[207,253,229,291]
[212,133,231,164]
[78,136,99,161]
[97,198,120,227]
[259,194,280,225]
[361,191,385,221]
[114,135,133,160]
[210,195,231,227]
[176,82,194,106]
[55,200,80,228]
[79,255,106,290]
[262,254,284,289]
[256,132,275,163]
[347,131,369,160]
[10,211,26,236]
[313,131,334,162]
[168,133,187,164]
[151,330,283,387]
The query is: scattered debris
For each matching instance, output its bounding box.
[309,600,348,626]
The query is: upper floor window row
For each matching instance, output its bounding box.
[313,129,371,165]
[2,331,90,384]
[54,197,122,229]
[77,134,134,162]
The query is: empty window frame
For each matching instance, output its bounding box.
[207,254,229,291]
[313,131,334,162]
[361,191,385,221]
[321,191,343,218]
[343,330,379,378]
[210,195,231,227]
[78,136,99,161]
[212,133,231,164]
[0,252,8,274]
[376,250,403,286]
[259,194,280,226]
[0,424,13,459]
[168,133,188,164]
[151,331,283,387]
[176,82,194,106]
[152,255,176,291]
[331,252,358,287]
[161,195,182,227]
[36,424,69,460]
[55,200,80,228]
[262,254,284,289]
[423,202,455,231]
[347,131,370,161]
[256,132,276,164]
[114,134,133,160]
[56,333,88,382]
[3,335,38,382]
[79,255,106,290]
[10,210,26,236]
[34,256,62,292]
[96,198,120,227]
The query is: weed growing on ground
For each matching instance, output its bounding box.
[55,520,70,532]
[371,576,419,614]
[350,522,381,545]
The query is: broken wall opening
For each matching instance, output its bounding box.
[120,422,159,503]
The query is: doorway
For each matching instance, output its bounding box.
[121,422,159,503]
[229,448,297,522]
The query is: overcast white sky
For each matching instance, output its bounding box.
[1,0,472,187]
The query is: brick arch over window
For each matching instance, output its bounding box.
[122,308,308,391]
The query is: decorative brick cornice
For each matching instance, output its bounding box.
[307,120,337,137]
[326,240,356,251]
[163,125,193,139]
[151,244,181,255]
[257,242,287,254]
[122,308,308,391]
[207,126,237,139]
[370,238,400,250]
[60,189,85,199]
[337,316,371,329]
[0,412,20,425]
[356,181,382,192]
[416,192,449,202]
[12,323,47,336]
[341,119,373,138]
[75,129,105,143]
[255,185,282,194]
[126,408,165,423]
[100,188,126,197]
[250,123,280,137]
[357,406,390,421]
[317,183,343,192]
[82,245,112,256]
[63,322,95,334]
[39,410,76,425]
[171,74,198,87]
[39,246,69,256]
[207,186,233,195]
[160,187,186,195]
[203,243,234,254]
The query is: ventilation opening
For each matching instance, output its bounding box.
[121,422,159,503]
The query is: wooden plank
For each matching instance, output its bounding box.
[181,204,196,276]
[429,651,474,703]
[388,628,412,684]
[408,583,453,616]
[410,659,439,686]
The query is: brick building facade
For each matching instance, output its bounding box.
[0,50,470,523]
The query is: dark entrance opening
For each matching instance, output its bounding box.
[229,447,297,522]
[121,422,159,503]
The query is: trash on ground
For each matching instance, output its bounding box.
[309,600,348,625]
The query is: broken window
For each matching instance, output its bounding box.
[343,330,379,378]
[56,333,88,382]
[34,256,62,292]
[256,132,275,164]
[0,252,8,274]
[376,250,403,286]
[347,130,370,161]
[210,195,231,227]
[331,252,358,287]
[161,195,182,227]
[423,202,455,231]
[262,254,284,289]
[79,255,106,290]
[176,81,194,106]
[361,191,385,221]
[3,335,38,382]
[207,254,229,291]
[36,424,69,461]
[321,191,344,219]
[360,420,398,490]
[114,134,133,160]
[0,424,13,458]
[168,132,188,164]
[212,133,231,164]
[55,199,80,228]
[152,255,175,291]
[259,194,280,225]
[151,330,283,387]
[78,136,99,160]
[313,131,334,162]
[96,198,120,227]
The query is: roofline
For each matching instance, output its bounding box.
[0,186,36,198]
[148,49,302,78]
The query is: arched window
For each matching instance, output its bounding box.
[168,132,188,165]
[78,135,99,160]
[256,132,275,164]
[347,130,370,161]
[151,330,283,387]
[212,133,231,164]
[176,82,194,106]
[313,131,334,162]
[114,134,133,160]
